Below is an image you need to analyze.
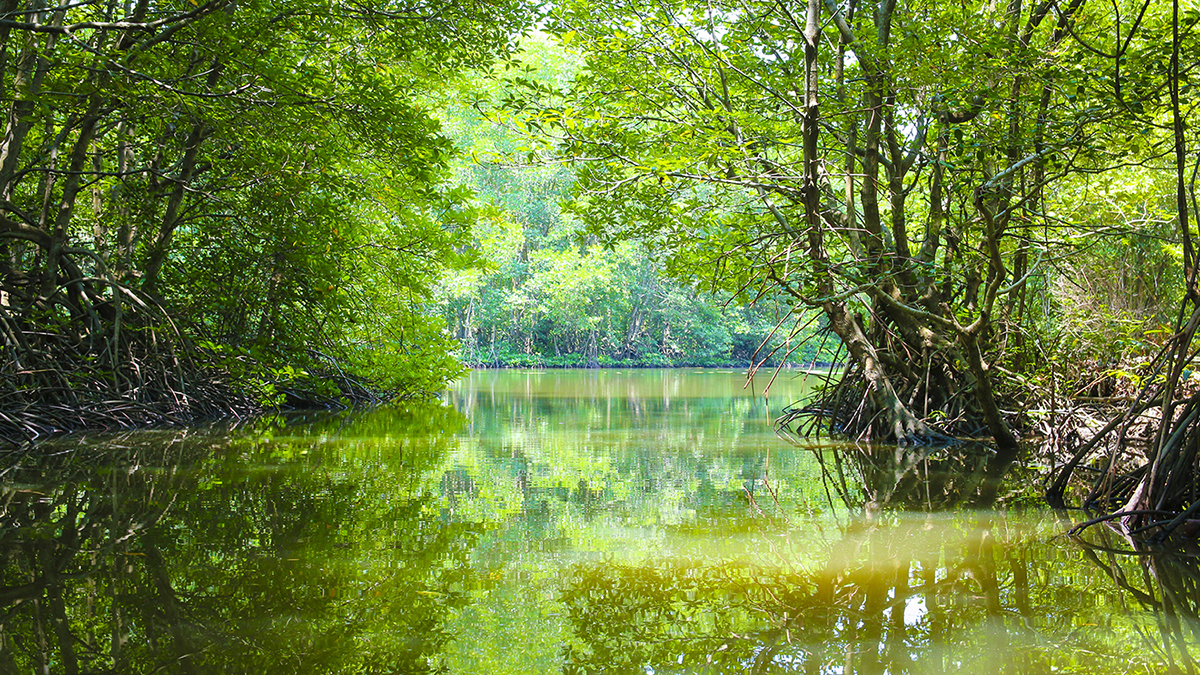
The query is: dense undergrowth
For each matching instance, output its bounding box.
[0,292,396,448]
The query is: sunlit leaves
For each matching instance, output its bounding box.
[0,0,539,400]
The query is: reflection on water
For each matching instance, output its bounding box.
[821,441,1028,514]
[0,369,1196,673]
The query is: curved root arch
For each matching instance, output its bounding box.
[0,247,253,446]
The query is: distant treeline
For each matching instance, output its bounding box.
[438,239,839,369]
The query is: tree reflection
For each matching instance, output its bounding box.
[0,403,481,674]
[1075,527,1200,673]
[560,516,1159,674]
[812,441,1022,514]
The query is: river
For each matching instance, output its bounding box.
[0,369,1194,673]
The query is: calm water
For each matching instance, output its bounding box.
[1,369,1197,673]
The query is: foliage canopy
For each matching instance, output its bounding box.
[0,0,536,439]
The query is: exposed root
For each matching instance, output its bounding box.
[1056,302,1200,545]
[0,271,384,448]
[775,362,972,448]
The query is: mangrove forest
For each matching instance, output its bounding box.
[3,0,1200,671]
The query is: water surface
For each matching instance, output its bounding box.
[0,369,1196,673]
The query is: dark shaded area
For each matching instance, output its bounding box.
[0,300,387,448]
[0,295,258,447]
[0,405,479,674]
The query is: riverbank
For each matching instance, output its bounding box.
[0,340,394,449]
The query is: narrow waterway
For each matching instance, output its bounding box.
[0,369,1194,673]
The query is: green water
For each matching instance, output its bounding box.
[0,369,1195,673]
